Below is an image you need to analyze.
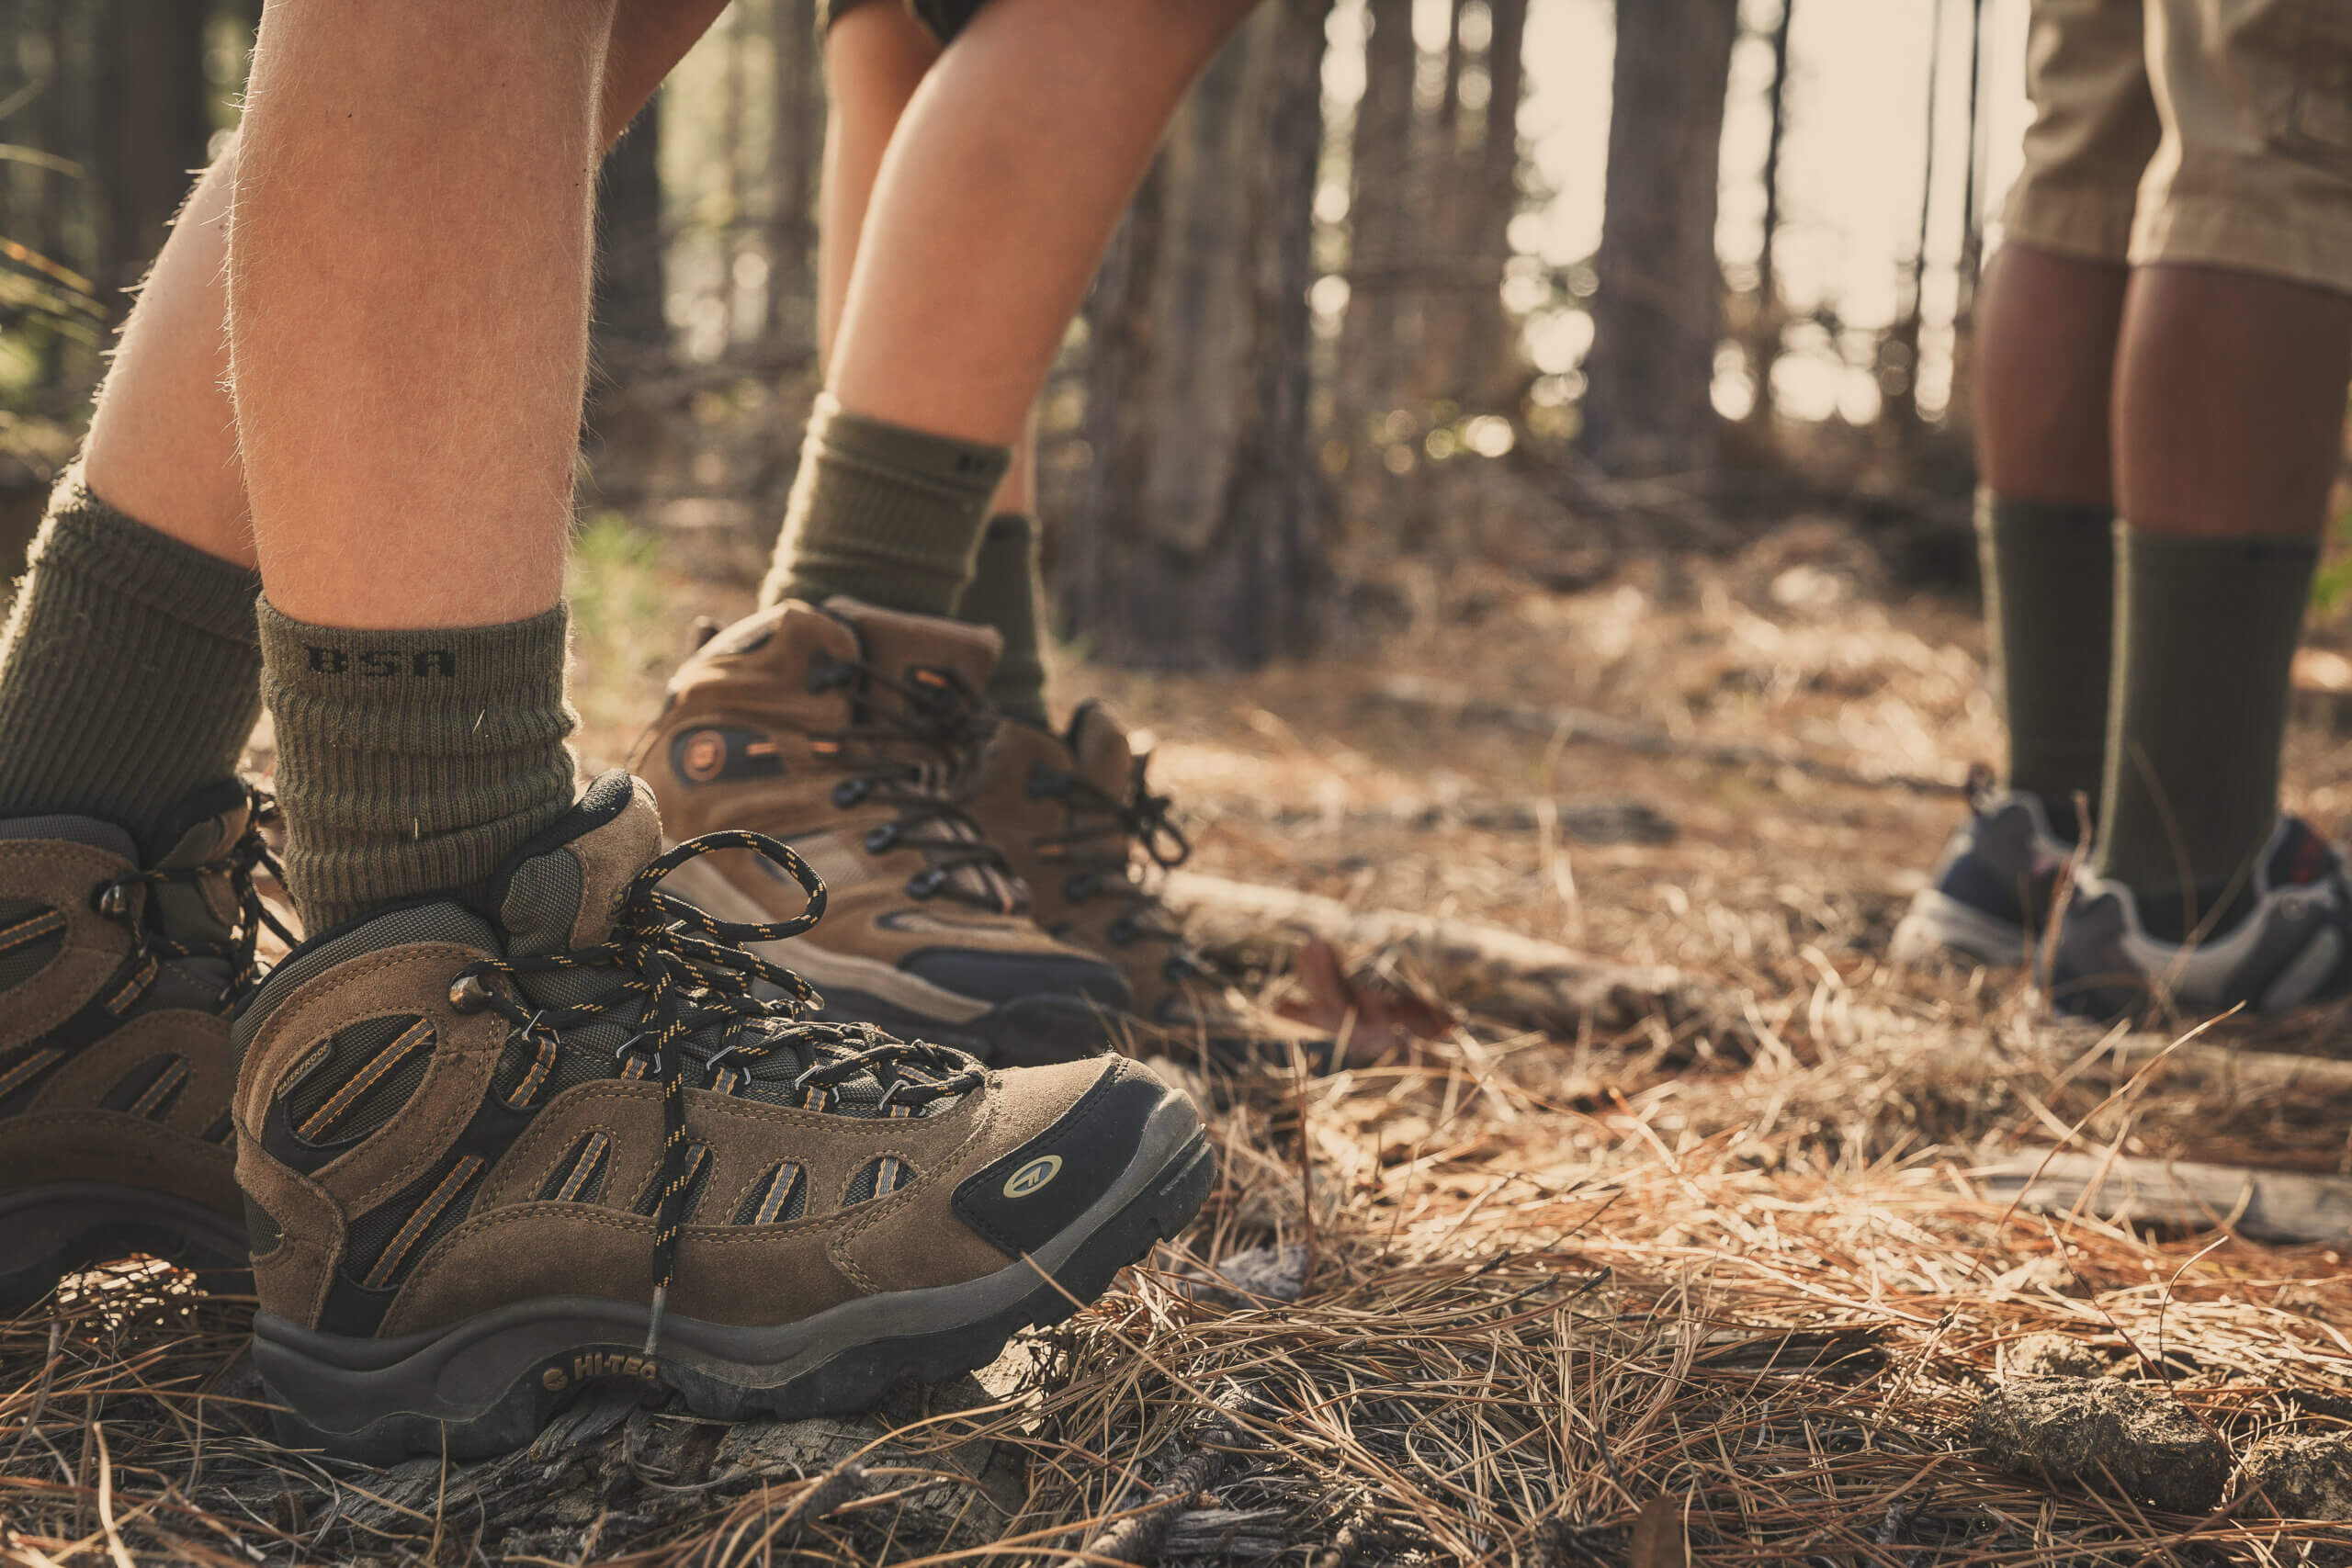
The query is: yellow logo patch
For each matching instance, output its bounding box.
[1003,1154,1062,1199]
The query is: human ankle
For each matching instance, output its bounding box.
[258,601,577,931]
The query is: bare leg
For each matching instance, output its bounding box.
[2114,265,2352,543]
[1973,244,2130,507]
[826,0,1260,446]
[83,0,728,574]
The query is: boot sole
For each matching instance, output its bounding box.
[251,1092,1214,1462]
[0,1183,251,1314]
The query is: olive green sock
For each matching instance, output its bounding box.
[2094,526,2316,941]
[760,392,1012,617]
[258,601,578,932]
[0,478,263,850]
[955,513,1050,726]
[1978,491,2113,839]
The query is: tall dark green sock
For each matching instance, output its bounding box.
[258,602,578,932]
[1977,491,2113,838]
[2094,526,2316,941]
[955,513,1050,726]
[0,479,263,849]
[761,393,1012,617]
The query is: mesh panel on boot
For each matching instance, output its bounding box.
[538,1130,613,1203]
[0,899,64,992]
[843,1156,911,1205]
[732,1162,807,1224]
[281,1015,435,1146]
[632,1141,712,1219]
[344,1148,488,1292]
[98,1053,188,1121]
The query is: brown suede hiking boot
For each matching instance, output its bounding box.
[969,703,1330,1070]
[636,597,1130,1065]
[0,782,290,1310]
[232,772,1211,1462]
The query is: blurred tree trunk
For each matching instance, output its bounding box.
[1740,0,1795,436]
[595,107,669,355]
[92,0,209,321]
[1946,0,1987,434]
[1881,0,1945,444]
[763,0,821,348]
[1058,0,1329,671]
[1579,0,1738,478]
[1463,0,1527,412]
[1339,0,1416,444]
[589,105,671,502]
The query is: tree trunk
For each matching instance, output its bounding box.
[594,107,669,355]
[1946,0,1987,434]
[1882,0,1945,441]
[92,0,209,322]
[1057,0,1329,671]
[1742,0,1795,434]
[763,0,821,348]
[1465,0,1528,412]
[1337,0,1417,443]
[1578,0,1738,478]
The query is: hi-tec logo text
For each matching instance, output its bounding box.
[545,1351,662,1391]
[305,647,458,677]
[1002,1154,1061,1199]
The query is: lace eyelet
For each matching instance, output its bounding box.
[832,778,869,809]
[805,653,846,694]
[93,883,132,919]
[907,868,945,900]
[864,824,899,854]
[1064,873,1097,904]
[1107,917,1138,946]
[447,973,493,1013]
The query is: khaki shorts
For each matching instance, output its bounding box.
[2001,0,2352,294]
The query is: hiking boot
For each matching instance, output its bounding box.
[233,772,1212,1461]
[637,597,1130,1066]
[970,702,1331,1070]
[0,781,289,1311]
[2047,817,2352,1021]
[1889,785,2075,968]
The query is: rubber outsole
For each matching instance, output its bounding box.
[815,986,1119,1067]
[254,1131,1216,1463]
[0,1183,252,1315]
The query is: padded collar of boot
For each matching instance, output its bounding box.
[480,770,662,956]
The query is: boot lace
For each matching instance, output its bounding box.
[444,828,984,1353]
[93,784,299,1007]
[1029,755,1204,982]
[808,649,1016,909]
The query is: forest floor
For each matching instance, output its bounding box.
[13,487,2352,1565]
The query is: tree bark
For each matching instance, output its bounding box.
[1464,0,1528,412]
[92,0,210,322]
[1057,0,1329,671]
[594,106,669,355]
[1578,0,1739,478]
[763,0,822,348]
[1742,0,1796,434]
[1337,0,1417,438]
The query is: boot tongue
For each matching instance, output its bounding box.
[497,772,662,961]
[148,780,260,953]
[1067,701,1139,800]
[821,595,1001,712]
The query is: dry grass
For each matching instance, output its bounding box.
[14,515,2352,1564]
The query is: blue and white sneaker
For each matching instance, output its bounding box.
[2047,817,2352,1021]
[1891,787,2075,968]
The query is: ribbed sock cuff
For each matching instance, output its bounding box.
[0,478,263,843]
[260,600,578,931]
[761,392,1012,616]
[957,512,1050,726]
